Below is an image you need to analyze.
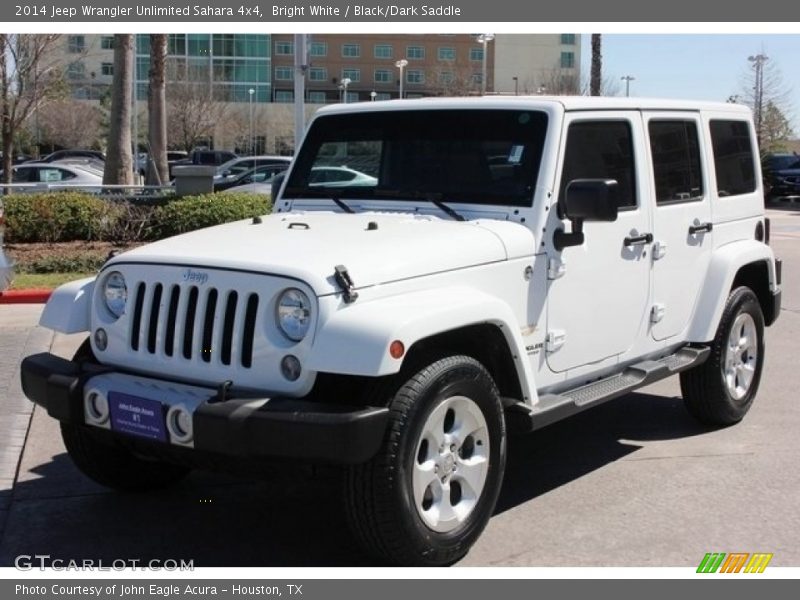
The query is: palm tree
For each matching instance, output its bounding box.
[103,34,133,186]
[146,34,168,185]
[590,34,602,97]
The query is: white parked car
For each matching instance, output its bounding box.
[214,155,292,181]
[21,97,782,566]
[1,162,103,193]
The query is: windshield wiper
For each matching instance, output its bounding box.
[282,187,355,213]
[375,189,465,221]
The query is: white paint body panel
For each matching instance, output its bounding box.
[39,277,95,334]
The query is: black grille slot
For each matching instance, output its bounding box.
[221,291,238,365]
[164,285,180,357]
[183,286,199,359]
[130,282,146,351]
[241,293,259,368]
[201,289,218,363]
[146,284,163,354]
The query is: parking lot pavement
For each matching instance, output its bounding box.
[0,207,797,567]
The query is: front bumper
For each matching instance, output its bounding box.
[20,352,389,465]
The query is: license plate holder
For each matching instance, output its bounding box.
[108,392,168,442]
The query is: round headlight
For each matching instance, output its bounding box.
[103,271,127,318]
[276,288,312,341]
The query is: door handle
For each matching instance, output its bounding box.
[689,222,713,235]
[623,233,653,247]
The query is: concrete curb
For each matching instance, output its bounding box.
[0,290,52,305]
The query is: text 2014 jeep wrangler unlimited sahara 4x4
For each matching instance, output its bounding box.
[21,97,781,566]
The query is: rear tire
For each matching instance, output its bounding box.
[61,339,190,491]
[680,287,765,426]
[344,355,506,566]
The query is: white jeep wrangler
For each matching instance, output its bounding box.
[22,97,782,566]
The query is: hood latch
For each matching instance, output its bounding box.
[334,265,359,304]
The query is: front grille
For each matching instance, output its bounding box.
[129,281,259,368]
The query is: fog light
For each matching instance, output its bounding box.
[94,328,108,351]
[85,391,109,425]
[280,355,302,381]
[167,405,193,444]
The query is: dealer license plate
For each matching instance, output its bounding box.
[108,392,167,442]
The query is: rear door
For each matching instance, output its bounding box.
[644,113,713,341]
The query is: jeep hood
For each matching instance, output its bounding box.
[112,211,534,296]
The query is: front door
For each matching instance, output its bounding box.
[546,112,652,373]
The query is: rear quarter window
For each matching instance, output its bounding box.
[709,120,756,197]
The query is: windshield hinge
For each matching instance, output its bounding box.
[334,265,359,304]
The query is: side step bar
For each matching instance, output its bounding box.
[506,346,710,433]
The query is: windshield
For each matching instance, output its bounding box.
[284,109,548,207]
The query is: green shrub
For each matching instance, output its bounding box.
[20,253,108,274]
[3,192,120,243]
[151,192,271,239]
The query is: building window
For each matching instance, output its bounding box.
[67,36,85,53]
[561,52,575,69]
[561,34,576,45]
[469,47,483,61]
[375,92,392,101]
[101,62,114,76]
[188,34,210,56]
[342,43,361,58]
[407,46,425,60]
[406,70,424,84]
[274,66,294,81]
[309,67,327,81]
[135,57,150,79]
[100,36,114,50]
[168,34,186,55]
[346,91,359,103]
[66,62,85,79]
[308,91,327,103]
[212,59,269,83]
[471,72,483,85]
[275,90,294,103]
[275,41,294,55]
[438,47,455,61]
[439,71,454,84]
[374,69,392,83]
[648,120,704,203]
[342,68,361,83]
[310,42,327,57]
[374,44,393,59]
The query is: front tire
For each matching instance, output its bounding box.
[680,287,765,426]
[344,355,506,566]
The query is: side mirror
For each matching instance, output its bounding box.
[271,171,287,202]
[554,179,619,250]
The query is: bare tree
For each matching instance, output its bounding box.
[0,34,63,183]
[542,68,581,96]
[36,99,102,149]
[103,34,133,185]
[425,63,481,97]
[146,34,168,185]
[590,34,602,97]
[166,73,227,152]
[740,54,793,151]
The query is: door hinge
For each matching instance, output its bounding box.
[547,258,566,280]
[653,241,667,260]
[546,330,567,352]
[651,303,666,323]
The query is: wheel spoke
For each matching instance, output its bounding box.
[412,460,438,507]
[455,454,489,499]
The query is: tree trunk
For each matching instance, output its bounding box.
[590,34,602,97]
[103,34,133,186]
[146,34,168,186]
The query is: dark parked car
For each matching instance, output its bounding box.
[169,150,238,178]
[213,163,290,192]
[36,149,106,163]
[763,153,800,200]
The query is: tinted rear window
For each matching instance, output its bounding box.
[709,120,756,197]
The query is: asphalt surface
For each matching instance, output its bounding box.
[0,206,798,568]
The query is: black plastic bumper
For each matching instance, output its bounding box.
[20,352,389,464]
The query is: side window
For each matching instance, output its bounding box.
[559,120,637,208]
[648,120,703,203]
[709,120,756,197]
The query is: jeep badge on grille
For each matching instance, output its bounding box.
[182,269,209,285]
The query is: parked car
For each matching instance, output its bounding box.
[214,163,290,192]
[214,156,292,180]
[0,197,12,292]
[21,97,781,567]
[36,149,106,163]
[169,150,238,178]
[762,152,800,200]
[136,151,191,177]
[308,166,378,187]
[1,162,103,193]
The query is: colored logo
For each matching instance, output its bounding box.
[697,552,773,573]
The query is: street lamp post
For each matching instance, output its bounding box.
[339,77,352,103]
[248,88,255,155]
[621,75,635,97]
[476,34,494,95]
[370,90,377,101]
[394,59,408,99]
[512,76,518,96]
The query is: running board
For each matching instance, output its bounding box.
[506,346,710,433]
